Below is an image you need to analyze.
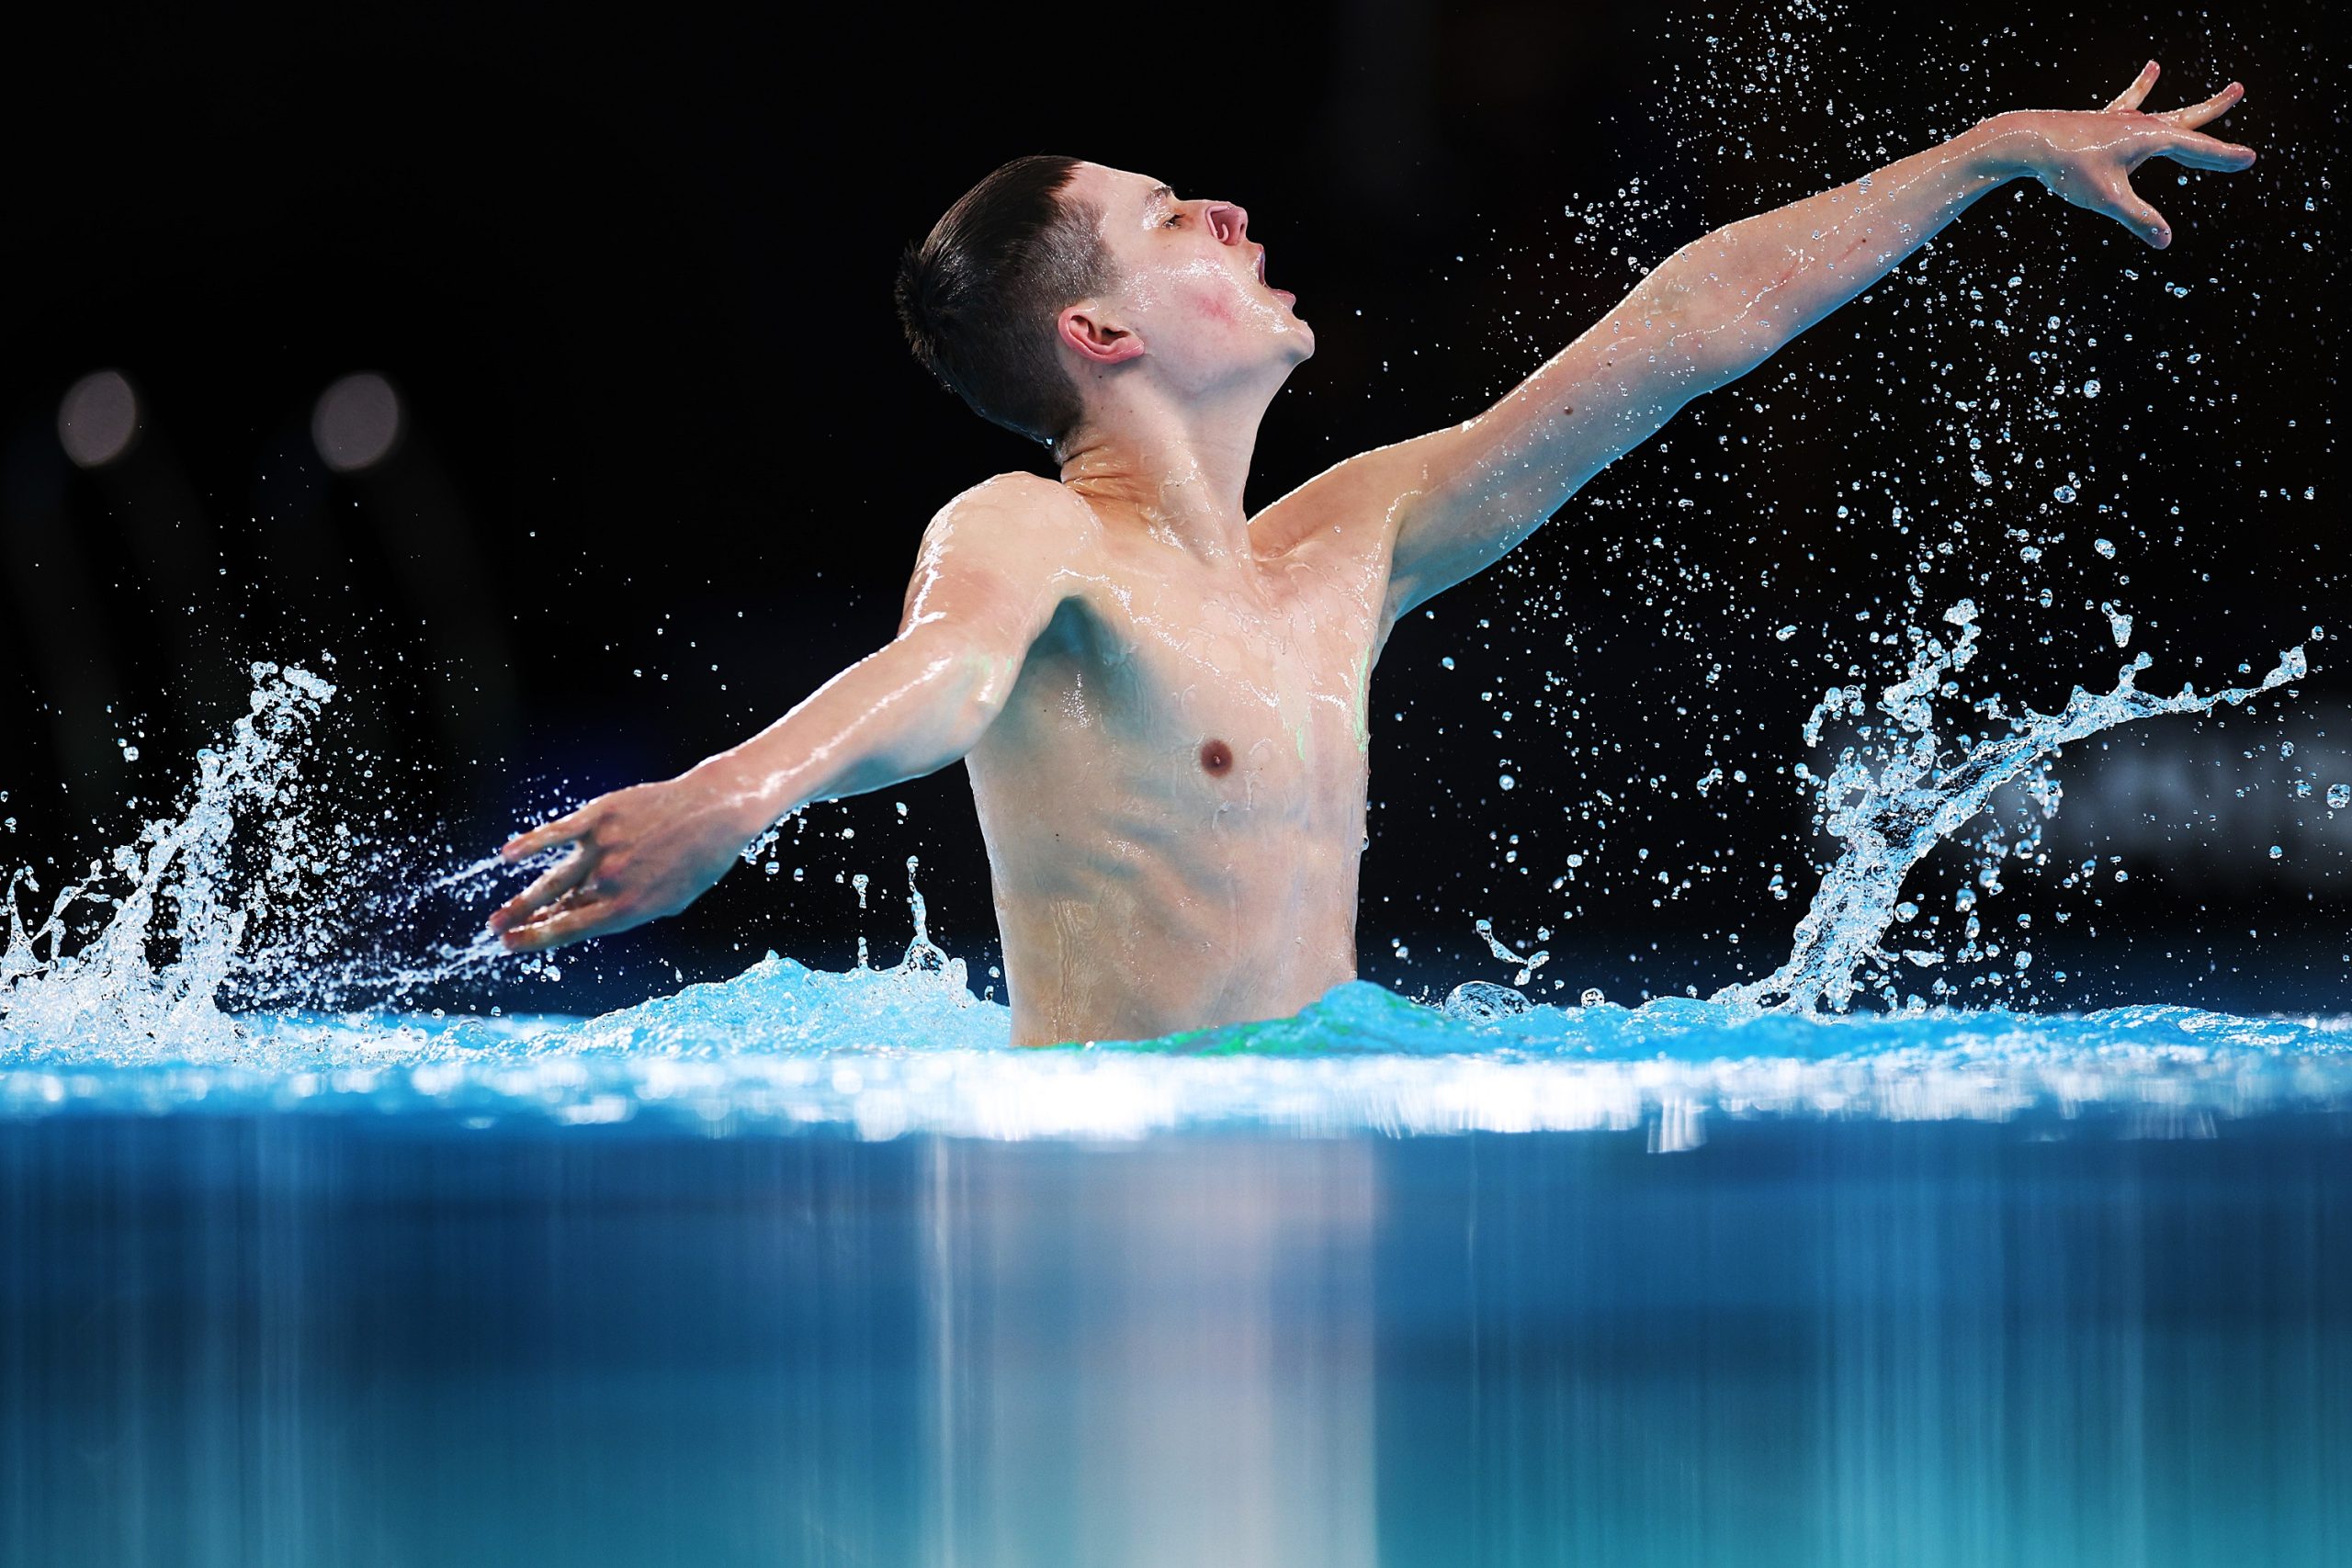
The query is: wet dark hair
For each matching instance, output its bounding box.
[894,155,1114,446]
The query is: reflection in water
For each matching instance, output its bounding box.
[2,1114,2343,1567]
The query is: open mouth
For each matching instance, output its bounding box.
[1253,246,1295,307]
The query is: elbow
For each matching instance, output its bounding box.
[1645,257,1789,391]
[1678,319,1781,396]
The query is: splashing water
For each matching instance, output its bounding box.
[1715,604,2308,1014]
[0,638,2343,1141]
[0,664,507,1058]
[1,664,341,1056]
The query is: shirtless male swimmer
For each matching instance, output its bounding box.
[489,62,2255,1046]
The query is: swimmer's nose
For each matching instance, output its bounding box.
[1206,202,1248,245]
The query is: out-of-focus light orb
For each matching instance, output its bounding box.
[311,372,403,472]
[58,369,141,468]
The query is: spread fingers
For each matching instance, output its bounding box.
[502,809,590,862]
[490,851,594,933]
[2159,81,2244,130]
[2105,61,2160,113]
[2161,130,2256,172]
[497,892,615,952]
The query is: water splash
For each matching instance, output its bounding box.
[1717,605,2308,1014]
[0,640,2335,1149]
[0,664,503,1056]
[0,664,341,1055]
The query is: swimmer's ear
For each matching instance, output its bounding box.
[1057,303,1145,367]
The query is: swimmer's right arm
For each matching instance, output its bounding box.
[489,475,1067,953]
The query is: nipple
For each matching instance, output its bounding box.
[1199,738,1233,775]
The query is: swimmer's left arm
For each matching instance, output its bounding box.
[1357,62,2254,617]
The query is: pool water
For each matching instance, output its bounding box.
[3,1063,2345,1568]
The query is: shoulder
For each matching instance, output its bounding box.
[931,471,1094,534]
[899,473,1096,635]
[917,472,1099,566]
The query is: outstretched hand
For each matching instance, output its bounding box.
[1996,62,2255,249]
[488,773,765,953]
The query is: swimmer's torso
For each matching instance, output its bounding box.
[965,487,1397,1045]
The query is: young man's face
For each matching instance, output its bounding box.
[1063,162,1315,399]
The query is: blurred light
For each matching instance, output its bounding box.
[311,372,403,472]
[57,370,141,468]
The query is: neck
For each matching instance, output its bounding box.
[1056,383,1272,563]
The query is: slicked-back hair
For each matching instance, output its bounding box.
[894,155,1114,447]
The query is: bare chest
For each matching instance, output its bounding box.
[985,555,1386,824]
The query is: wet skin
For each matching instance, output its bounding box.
[948,473,1396,1045]
[492,64,2256,1045]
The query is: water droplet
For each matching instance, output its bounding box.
[2094,537,2116,558]
[1578,987,1607,1008]
[2268,844,2285,860]
[2329,784,2350,810]
[1498,773,1515,791]
[2080,379,2100,397]
[2052,484,2077,503]
[1775,624,1797,641]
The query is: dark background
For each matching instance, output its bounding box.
[1,1,2340,1015]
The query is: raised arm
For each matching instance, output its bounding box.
[1329,62,2253,616]
[489,474,1072,952]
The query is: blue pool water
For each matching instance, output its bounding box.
[3,1036,2346,1567]
[4,946,2349,1566]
